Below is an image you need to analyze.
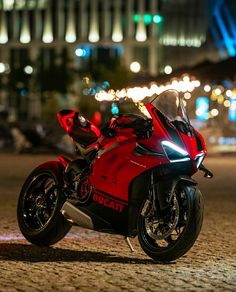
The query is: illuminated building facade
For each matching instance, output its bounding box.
[0,0,235,152]
[207,0,236,59]
[0,0,209,76]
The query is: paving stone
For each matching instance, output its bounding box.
[0,154,236,291]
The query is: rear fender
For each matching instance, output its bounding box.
[58,155,71,169]
[28,161,65,186]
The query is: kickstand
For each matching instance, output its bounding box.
[125,237,135,252]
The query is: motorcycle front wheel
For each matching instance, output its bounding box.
[17,161,71,246]
[137,184,204,262]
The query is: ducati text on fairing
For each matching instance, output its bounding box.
[92,192,125,213]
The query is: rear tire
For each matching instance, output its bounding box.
[137,185,204,262]
[17,161,71,246]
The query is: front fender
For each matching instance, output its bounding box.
[177,176,197,186]
[127,173,197,237]
[155,175,197,210]
[128,169,151,236]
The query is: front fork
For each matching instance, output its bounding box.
[141,172,155,216]
[141,171,198,216]
[141,171,172,216]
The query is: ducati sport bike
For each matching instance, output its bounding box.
[17,90,213,262]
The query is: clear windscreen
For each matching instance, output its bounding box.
[151,90,190,125]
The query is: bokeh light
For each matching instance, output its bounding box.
[130,62,141,73]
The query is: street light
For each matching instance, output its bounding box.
[0,63,6,73]
[164,65,172,75]
[24,65,33,75]
[130,62,141,73]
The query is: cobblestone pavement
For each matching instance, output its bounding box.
[0,154,236,291]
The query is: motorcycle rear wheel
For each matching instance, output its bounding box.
[137,185,204,262]
[17,161,71,246]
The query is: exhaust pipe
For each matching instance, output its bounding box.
[61,201,94,230]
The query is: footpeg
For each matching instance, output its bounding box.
[125,237,135,252]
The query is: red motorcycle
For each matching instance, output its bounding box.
[17,90,213,262]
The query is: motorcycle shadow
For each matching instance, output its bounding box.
[0,243,173,265]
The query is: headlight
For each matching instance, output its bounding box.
[195,153,205,168]
[161,140,191,163]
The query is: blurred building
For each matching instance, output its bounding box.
[0,0,211,77]
[0,0,235,153]
[1,0,236,73]
[0,0,236,126]
[207,0,236,60]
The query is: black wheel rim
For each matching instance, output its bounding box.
[22,172,59,230]
[142,188,189,250]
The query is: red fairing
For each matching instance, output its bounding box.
[56,91,207,203]
[194,129,207,155]
[89,139,169,201]
[140,103,171,152]
[144,102,206,160]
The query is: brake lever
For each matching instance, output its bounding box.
[199,164,214,179]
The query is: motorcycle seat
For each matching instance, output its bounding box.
[68,124,98,148]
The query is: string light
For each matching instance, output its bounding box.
[224,100,230,107]
[226,90,232,98]
[215,88,222,95]
[204,85,211,92]
[184,92,191,99]
[217,95,224,104]
[211,109,219,117]
[183,75,190,82]
[92,76,235,118]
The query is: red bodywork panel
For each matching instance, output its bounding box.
[89,138,168,201]
[57,103,207,203]
[144,103,207,159]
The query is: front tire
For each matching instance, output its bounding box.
[17,161,71,246]
[137,184,204,262]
